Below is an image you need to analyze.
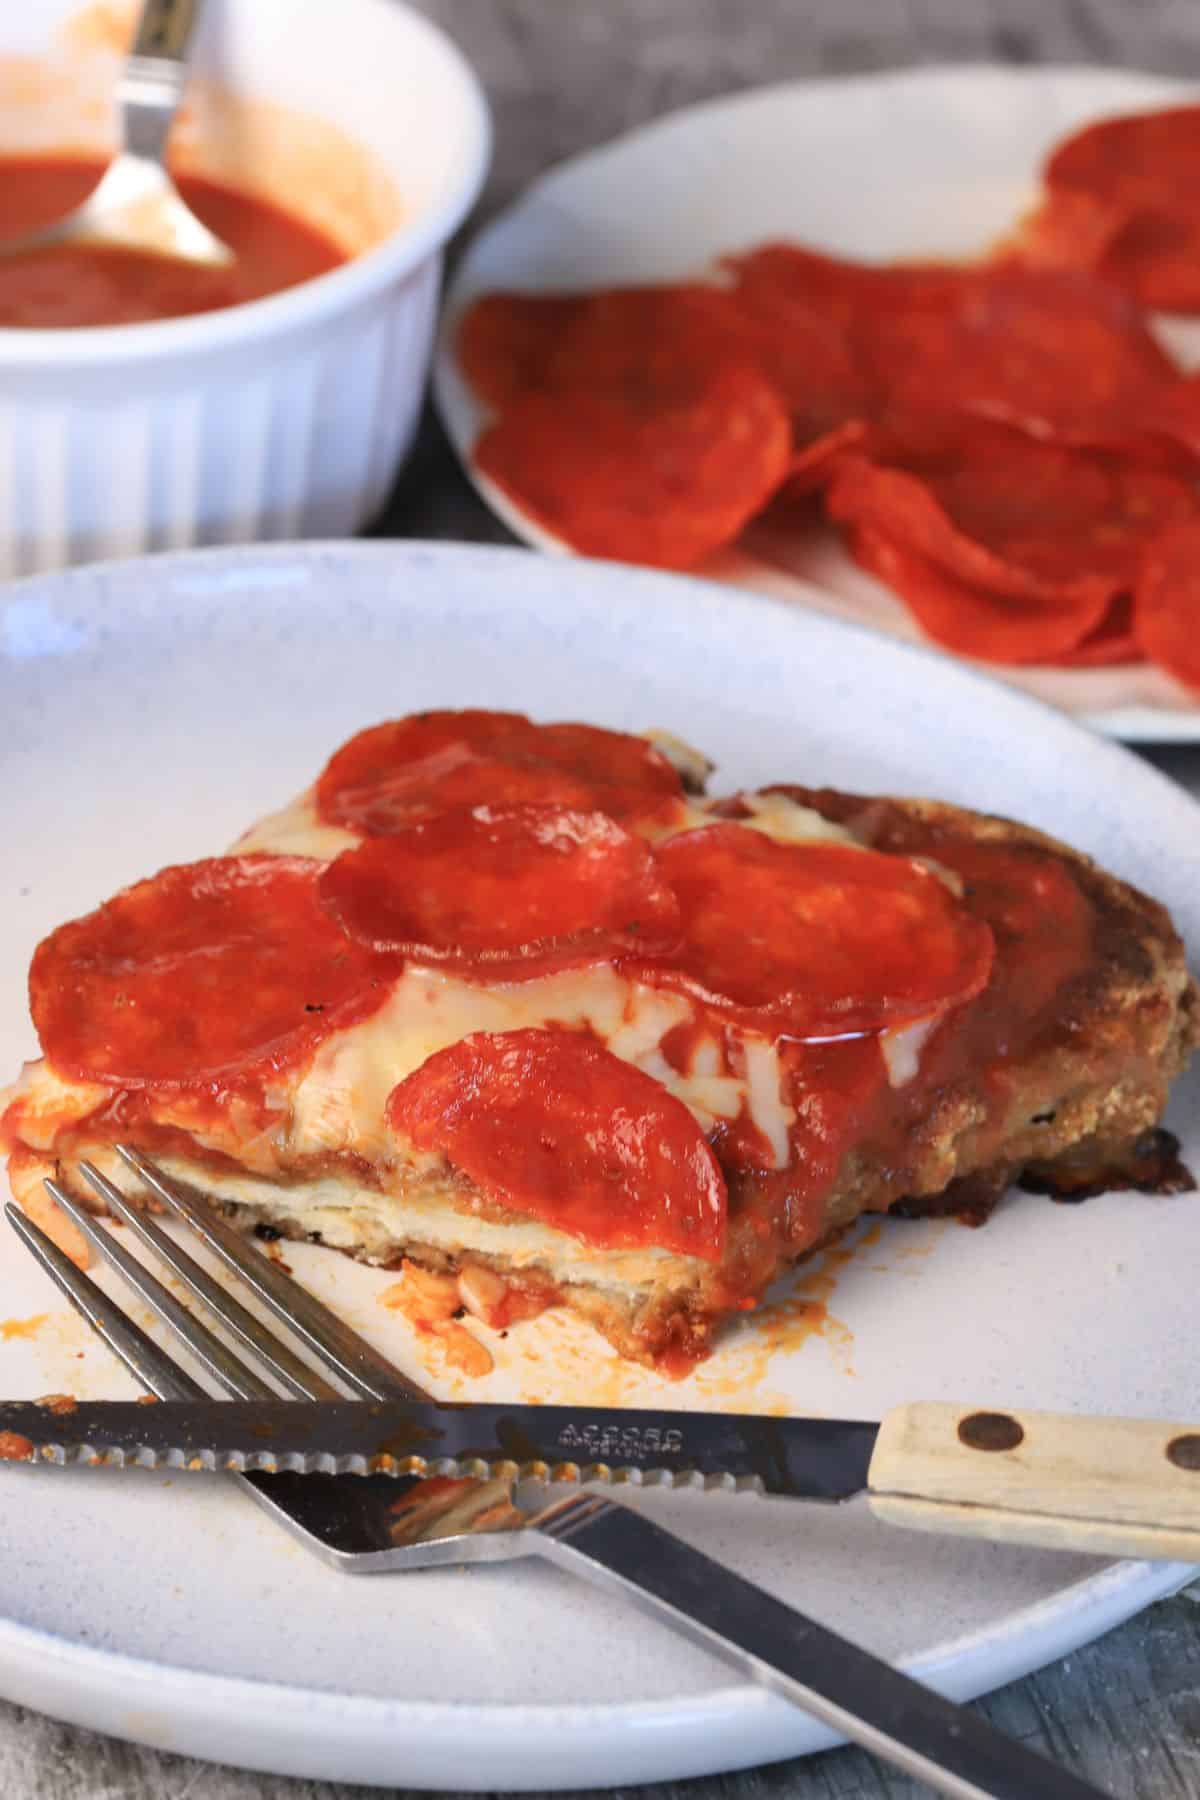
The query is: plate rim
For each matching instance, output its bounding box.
[433,60,1200,747]
[0,1549,1187,1789]
[1,534,1197,1786]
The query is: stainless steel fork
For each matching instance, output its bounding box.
[2,1147,1109,1800]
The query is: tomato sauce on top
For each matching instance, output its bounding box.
[0,155,346,327]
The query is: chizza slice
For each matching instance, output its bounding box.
[2,711,1195,1373]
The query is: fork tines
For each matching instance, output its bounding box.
[4,1147,428,1406]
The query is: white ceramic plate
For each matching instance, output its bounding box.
[435,64,1200,743]
[0,541,1197,1790]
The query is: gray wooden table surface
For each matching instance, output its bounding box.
[6,2,1200,1796]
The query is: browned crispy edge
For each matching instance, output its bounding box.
[571,788,1200,1365]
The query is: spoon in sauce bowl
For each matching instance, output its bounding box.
[0,0,232,272]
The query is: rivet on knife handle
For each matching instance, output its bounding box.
[868,1402,1200,1561]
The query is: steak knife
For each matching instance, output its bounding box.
[2,1395,1198,1562]
[3,1395,1176,1798]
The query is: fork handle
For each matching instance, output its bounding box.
[533,1496,1108,1800]
[121,0,202,163]
[868,1403,1200,1561]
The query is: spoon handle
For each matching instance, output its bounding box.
[121,0,202,164]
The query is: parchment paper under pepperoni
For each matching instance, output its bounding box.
[30,856,391,1089]
[319,804,681,977]
[386,1027,727,1260]
[315,709,684,835]
[632,824,994,1040]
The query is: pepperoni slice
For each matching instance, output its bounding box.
[784,419,874,495]
[723,244,971,365]
[884,267,1176,451]
[1044,106,1200,311]
[315,709,684,834]
[920,440,1196,591]
[1095,211,1200,315]
[722,242,897,329]
[927,839,1095,1026]
[543,277,874,471]
[386,1028,727,1261]
[466,286,793,570]
[537,284,747,390]
[735,250,1104,458]
[614,276,880,458]
[319,805,681,977]
[727,247,1175,449]
[1052,596,1140,668]
[632,825,994,1040]
[455,292,587,411]
[1046,106,1200,209]
[828,430,1198,603]
[730,314,875,462]
[1135,519,1200,692]
[29,856,391,1089]
[534,279,877,464]
[1132,372,1200,467]
[848,525,1111,665]
[473,360,791,569]
[1008,188,1134,276]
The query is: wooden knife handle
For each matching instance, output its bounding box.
[868,1403,1200,1560]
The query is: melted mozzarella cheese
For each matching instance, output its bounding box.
[231,782,863,1173]
[879,1015,940,1087]
[728,791,864,848]
[651,791,863,849]
[290,963,791,1166]
[738,1036,796,1166]
[234,783,864,862]
[1,960,796,1173]
[642,728,714,793]
[232,788,359,860]
[70,1144,704,1293]
[0,1061,109,1151]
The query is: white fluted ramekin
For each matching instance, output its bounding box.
[0,0,490,575]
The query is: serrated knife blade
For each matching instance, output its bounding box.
[0,1397,879,1496]
[0,1396,1138,1794]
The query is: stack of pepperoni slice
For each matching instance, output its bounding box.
[463,287,794,568]
[27,711,999,1262]
[457,102,1200,690]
